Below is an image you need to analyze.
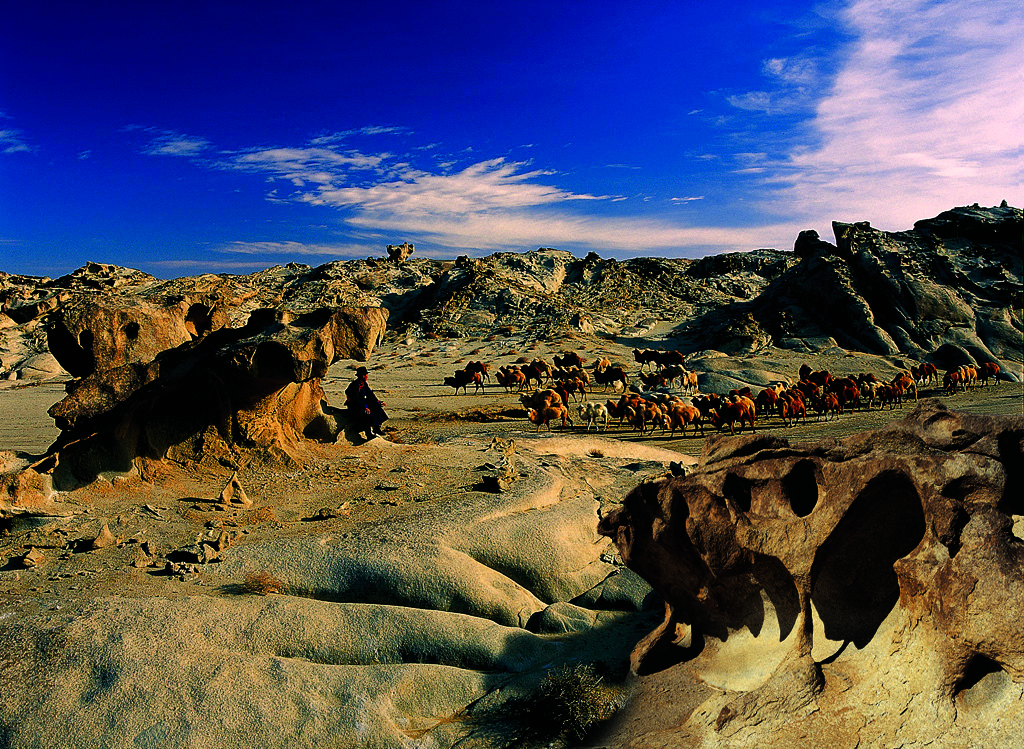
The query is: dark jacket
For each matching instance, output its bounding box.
[346,377,387,424]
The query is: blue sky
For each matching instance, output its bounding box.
[1,0,1021,278]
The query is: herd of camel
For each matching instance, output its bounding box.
[440,349,1003,437]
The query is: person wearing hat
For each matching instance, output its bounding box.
[345,366,388,439]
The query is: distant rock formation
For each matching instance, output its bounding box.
[598,400,1024,747]
[0,204,1020,382]
[386,242,415,263]
[758,203,1022,362]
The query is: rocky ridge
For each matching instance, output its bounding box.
[2,204,1020,388]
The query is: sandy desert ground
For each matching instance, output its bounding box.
[1,333,1021,748]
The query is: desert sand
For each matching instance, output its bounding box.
[2,329,1021,748]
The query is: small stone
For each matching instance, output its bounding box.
[219,472,252,508]
[90,523,116,550]
[213,530,232,552]
[21,548,46,567]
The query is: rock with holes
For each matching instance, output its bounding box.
[46,296,230,379]
[598,399,1024,748]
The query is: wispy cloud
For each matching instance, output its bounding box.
[727,54,820,115]
[230,147,383,186]
[762,57,817,85]
[142,131,211,156]
[78,150,92,160]
[772,0,1024,228]
[216,240,371,256]
[304,158,609,215]
[142,129,794,254]
[669,196,705,203]
[343,207,794,254]
[605,163,642,170]
[0,127,33,154]
[310,125,408,145]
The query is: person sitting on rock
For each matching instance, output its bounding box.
[345,366,388,439]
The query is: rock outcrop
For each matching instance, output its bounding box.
[598,399,1024,747]
[2,206,1021,382]
[37,304,387,489]
[386,242,415,263]
[758,203,1022,362]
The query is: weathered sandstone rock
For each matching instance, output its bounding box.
[39,305,387,487]
[219,472,251,507]
[90,522,116,550]
[598,399,1024,747]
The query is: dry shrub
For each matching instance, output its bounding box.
[242,570,282,596]
[470,663,614,747]
[424,332,439,340]
[470,347,483,355]
[587,448,605,458]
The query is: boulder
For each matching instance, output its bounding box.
[598,400,1024,746]
[38,305,388,486]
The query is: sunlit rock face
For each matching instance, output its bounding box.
[599,399,1024,747]
[38,304,387,488]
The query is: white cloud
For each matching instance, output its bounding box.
[762,57,817,85]
[310,125,408,145]
[343,207,795,254]
[78,150,92,160]
[138,129,797,255]
[216,240,373,256]
[727,91,773,112]
[303,158,609,215]
[669,196,705,203]
[143,132,210,156]
[774,0,1024,228]
[230,147,383,186]
[0,128,33,154]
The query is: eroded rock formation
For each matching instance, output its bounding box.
[386,242,415,263]
[38,304,387,488]
[2,206,1021,379]
[598,399,1024,746]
